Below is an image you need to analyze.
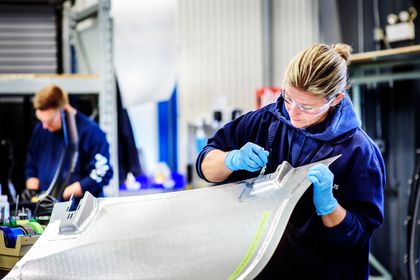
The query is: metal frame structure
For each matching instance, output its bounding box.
[0,0,118,196]
[0,74,100,94]
[350,45,420,280]
[350,45,420,122]
[96,0,118,196]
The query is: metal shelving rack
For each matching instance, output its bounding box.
[0,0,119,196]
[349,45,420,279]
[350,44,420,119]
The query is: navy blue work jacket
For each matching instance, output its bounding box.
[196,96,385,279]
[25,112,113,198]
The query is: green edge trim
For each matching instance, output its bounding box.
[227,210,271,280]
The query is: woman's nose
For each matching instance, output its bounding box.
[288,102,301,116]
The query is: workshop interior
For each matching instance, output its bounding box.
[0,0,419,279]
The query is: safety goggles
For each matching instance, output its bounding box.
[281,89,336,115]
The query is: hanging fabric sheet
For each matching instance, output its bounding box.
[5,156,339,280]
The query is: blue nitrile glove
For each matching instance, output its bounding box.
[224,142,269,172]
[307,164,338,216]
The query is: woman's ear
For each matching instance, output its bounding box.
[332,92,345,106]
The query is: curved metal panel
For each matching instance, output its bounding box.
[6,156,339,280]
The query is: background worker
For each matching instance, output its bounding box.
[196,43,385,279]
[23,84,113,201]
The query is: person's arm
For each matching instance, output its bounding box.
[79,148,113,196]
[321,204,346,227]
[63,129,113,200]
[201,149,232,182]
[196,109,272,183]
[308,164,345,227]
[62,181,83,200]
[201,142,269,183]
[24,125,41,190]
[307,150,385,247]
[308,165,350,228]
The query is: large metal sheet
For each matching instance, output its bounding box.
[5,156,338,280]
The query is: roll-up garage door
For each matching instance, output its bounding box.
[0,4,58,73]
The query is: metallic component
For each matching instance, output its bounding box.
[408,7,418,21]
[387,13,398,25]
[73,4,99,23]
[262,0,273,86]
[61,1,71,74]
[5,156,339,280]
[351,84,362,128]
[0,74,100,94]
[57,192,98,235]
[248,161,292,198]
[369,253,392,280]
[399,11,410,23]
[257,165,267,179]
[242,155,340,200]
[358,0,364,52]
[98,0,118,195]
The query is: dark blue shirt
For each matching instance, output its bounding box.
[25,112,113,198]
[196,96,385,279]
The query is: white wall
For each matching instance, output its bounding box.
[111,0,177,175]
[176,0,320,175]
[74,1,177,106]
[177,0,265,174]
[272,0,320,87]
[74,0,320,176]
[112,0,177,106]
[127,103,158,175]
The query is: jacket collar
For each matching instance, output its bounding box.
[267,97,358,145]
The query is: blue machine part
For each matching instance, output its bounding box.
[158,86,178,171]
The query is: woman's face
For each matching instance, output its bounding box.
[282,85,343,128]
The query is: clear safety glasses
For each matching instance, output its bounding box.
[281,89,336,115]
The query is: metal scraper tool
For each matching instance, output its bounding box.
[257,165,267,179]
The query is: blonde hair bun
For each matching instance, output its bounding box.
[283,43,352,97]
[332,43,352,63]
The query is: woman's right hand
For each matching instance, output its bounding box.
[224,142,269,172]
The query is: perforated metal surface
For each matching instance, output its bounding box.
[6,157,338,280]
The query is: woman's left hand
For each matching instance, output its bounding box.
[307,164,338,216]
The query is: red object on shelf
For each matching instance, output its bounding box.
[256,87,281,109]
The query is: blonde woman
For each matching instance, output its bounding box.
[196,43,385,279]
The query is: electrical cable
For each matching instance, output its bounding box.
[32,110,78,218]
[408,180,420,279]
[408,150,420,280]
[408,150,420,216]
